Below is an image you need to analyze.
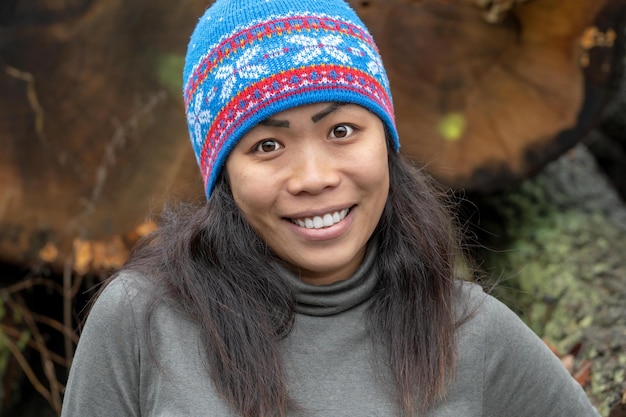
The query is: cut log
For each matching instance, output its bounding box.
[1,0,624,274]
[349,0,626,191]
[469,143,626,416]
[0,0,207,272]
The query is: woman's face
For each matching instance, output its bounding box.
[226,103,389,285]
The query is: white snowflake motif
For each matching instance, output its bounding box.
[288,34,352,65]
[360,42,388,87]
[187,87,216,150]
[215,45,269,101]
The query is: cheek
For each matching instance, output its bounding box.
[360,144,389,193]
[373,165,390,205]
[228,170,274,226]
[365,156,390,217]
[227,165,254,211]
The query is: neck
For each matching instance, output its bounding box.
[277,240,379,316]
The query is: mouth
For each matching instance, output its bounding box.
[290,208,351,229]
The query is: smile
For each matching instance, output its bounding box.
[291,208,350,229]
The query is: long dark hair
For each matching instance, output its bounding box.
[112,150,465,417]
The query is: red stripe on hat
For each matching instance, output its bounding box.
[198,64,393,186]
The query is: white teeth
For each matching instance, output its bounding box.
[292,209,349,229]
[313,216,324,228]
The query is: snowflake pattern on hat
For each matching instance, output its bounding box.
[187,87,217,156]
[215,45,270,101]
[288,34,352,65]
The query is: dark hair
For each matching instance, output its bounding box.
[112,150,465,417]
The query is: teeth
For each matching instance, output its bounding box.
[293,209,349,229]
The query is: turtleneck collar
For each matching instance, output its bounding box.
[277,240,379,317]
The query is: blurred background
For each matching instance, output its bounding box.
[1,0,625,415]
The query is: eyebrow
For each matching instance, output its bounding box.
[311,103,344,123]
[259,103,345,127]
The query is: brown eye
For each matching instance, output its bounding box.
[330,124,354,139]
[254,139,282,153]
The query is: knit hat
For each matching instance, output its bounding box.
[183,0,399,198]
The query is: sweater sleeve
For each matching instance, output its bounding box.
[61,274,143,417]
[480,293,601,417]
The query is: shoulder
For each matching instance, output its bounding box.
[451,280,558,382]
[453,280,527,329]
[452,280,554,357]
[74,271,155,350]
[88,271,154,321]
[451,280,601,416]
[452,280,492,324]
[62,271,156,416]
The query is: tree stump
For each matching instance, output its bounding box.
[349,0,625,191]
[1,0,624,274]
[0,0,208,273]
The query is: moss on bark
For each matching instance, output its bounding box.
[471,144,626,416]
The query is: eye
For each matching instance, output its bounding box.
[253,139,283,153]
[329,124,354,139]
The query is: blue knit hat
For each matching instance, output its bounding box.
[183,0,399,198]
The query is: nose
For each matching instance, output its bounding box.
[285,142,340,195]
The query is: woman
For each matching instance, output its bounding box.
[61,0,600,416]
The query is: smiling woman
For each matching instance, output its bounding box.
[60,0,602,416]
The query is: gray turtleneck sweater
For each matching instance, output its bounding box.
[61,246,600,416]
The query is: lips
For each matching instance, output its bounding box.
[291,208,350,229]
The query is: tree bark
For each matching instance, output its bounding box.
[351,0,625,191]
[470,143,626,416]
[0,0,208,273]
